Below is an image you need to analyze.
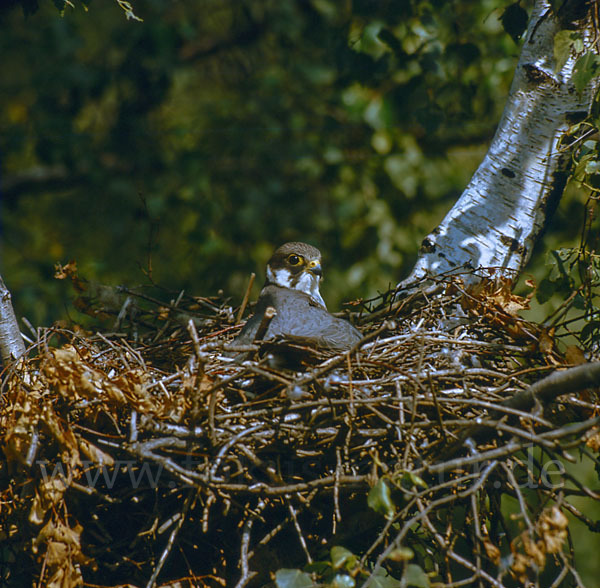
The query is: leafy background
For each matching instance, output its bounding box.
[1,0,600,584]
[4,0,583,327]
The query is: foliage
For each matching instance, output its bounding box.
[275,546,428,588]
[1,0,526,327]
[521,107,600,355]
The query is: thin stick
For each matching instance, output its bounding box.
[145,489,195,588]
[236,273,256,324]
[287,501,313,564]
[333,448,342,534]
[234,499,265,588]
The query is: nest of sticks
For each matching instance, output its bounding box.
[1,270,600,588]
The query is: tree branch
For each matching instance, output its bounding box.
[0,274,26,367]
[402,0,600,288]
[435,361,600,463]
[1,165,81,202]
[507,361,600,411]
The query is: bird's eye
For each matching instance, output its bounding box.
[287,254,302,266]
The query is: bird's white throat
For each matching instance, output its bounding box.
[266,265,327,309]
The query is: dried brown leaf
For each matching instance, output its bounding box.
[461,277,536,340]
[538,329,554,356]
[78,438,115,467]
[565,345,587,365]
[539,505,568,554]
[34,518,90,588]
[586,428,600,451]
[466,277,530,317]
[483,539,501,564]
[54,260,78,280]
[29,477,68,525]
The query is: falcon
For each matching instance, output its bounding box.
[234,242,361,351]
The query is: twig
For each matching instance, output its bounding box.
[209,424,265,481]
[333,448,342,534]
[145,488,196,588]
[236,273,256,325]
[436,363,600,461]
[508,361,600,411]
[234,499,265,588]
[129,410,138,442]
[502,462,534,532]
[287,500,313,564]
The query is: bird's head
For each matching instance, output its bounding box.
[265,242,326,309]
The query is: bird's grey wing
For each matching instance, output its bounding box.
[265,292,362,351]
[232,287,279,346]
[233,312,262,346]
[234,286,361,352]
[317,315,362,350]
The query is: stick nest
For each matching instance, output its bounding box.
[1,273,599,588]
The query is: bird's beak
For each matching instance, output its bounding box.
[307,260,323,278]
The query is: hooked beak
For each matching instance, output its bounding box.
[306,259,323,278]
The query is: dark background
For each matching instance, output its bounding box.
[0,0,584,325]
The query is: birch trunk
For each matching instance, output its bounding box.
[401,0,599,288]
[0,274,26,367]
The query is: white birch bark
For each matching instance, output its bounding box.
[401,0,600,288]
[0,274,26,367]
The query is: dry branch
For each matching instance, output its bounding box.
[1,273,599,587]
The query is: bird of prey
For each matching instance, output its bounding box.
[233,242,361,352]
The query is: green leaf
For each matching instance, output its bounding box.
[403,472,428,489]
[546,249,570,282]
[368,569,403,588]
[305,561,331,575]
[367,479,396,519]
[572,293,587,310]
[275,569,314,588]
[331,574,356,588]
[573,52,600,94]
[581,321,600,343]
[331,546,357,570]
[501,3,529,44]
[553,30,576,73]
[403,564,431,588]
[536,278,556,304]
[585,159,600,174]
[387,546,414,562]
[311,0,338,19]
